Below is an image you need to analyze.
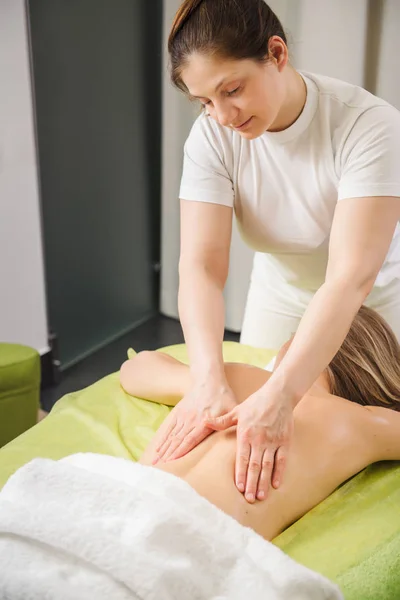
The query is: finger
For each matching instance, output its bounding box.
[257,449,275,498]
[256,449,273,501]
[168,425,212,461]
[272,445,288,489]
[205,409,238,431]
[161,427,189,462]
[163,425,195,462]
[244,445,264,504]
[235,438,251,495]
[156,416,178,453]
[156,421,183,459]
[156,422,184,462]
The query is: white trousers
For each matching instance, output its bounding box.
[240,254,400,350]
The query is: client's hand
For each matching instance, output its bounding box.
[153,380,238,464]
[206,388,294,503]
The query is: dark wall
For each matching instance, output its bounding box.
[28,0,163,368]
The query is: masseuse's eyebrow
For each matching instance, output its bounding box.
[190,75,238,99]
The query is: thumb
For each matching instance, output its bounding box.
[205,409,238,431]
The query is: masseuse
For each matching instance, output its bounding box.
[154,0,400,504]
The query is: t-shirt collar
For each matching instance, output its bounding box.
[263,72,318,144]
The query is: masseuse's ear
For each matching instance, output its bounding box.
[274,335,295,371]
[267,36,288,72]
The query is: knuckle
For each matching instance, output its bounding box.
[249,461,261,472]
[238,451,250,461]
[262,457,273,468]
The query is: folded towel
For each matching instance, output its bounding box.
[0,453,343,600]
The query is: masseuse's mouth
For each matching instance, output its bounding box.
[233,117,253,130]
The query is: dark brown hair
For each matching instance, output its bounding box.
[168,0,287,92]
[327,306,400,411]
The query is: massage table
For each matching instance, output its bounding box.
[0,342,399,599]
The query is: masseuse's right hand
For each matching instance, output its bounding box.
[153,379,238,464]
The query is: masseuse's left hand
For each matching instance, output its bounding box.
[205,388,294,503]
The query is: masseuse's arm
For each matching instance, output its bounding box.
[269,196,400,406]
[154,200,236,463]
[208,196,399,503]
[178,199,232,382]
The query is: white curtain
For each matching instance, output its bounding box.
[160,0,399,331]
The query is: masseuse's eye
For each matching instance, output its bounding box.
[226,87,240,97]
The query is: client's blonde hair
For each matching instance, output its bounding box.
[327,306,400,411]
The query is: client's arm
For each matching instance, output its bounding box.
[367,406,400,462]
[120,351,272,407]
[120,351,191,406]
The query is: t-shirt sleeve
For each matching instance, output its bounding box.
[338,105,400,201]
[179,116,234,207]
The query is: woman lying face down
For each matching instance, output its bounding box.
[120,306,400,541]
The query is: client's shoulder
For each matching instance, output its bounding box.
[297,392,400,464]
[296,389,370,420]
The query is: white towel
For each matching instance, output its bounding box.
[0,453,343,600]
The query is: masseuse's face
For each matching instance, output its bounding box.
[181,45,287,140]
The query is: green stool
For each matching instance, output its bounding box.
[0,343,41,448]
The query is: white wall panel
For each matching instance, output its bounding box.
[0,0,49,353]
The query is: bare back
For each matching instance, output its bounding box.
[139,365,393,541]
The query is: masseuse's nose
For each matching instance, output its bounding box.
[215,102,238,128]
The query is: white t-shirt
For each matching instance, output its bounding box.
[179,72,400,291]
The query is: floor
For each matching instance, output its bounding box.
[41,314,240,413]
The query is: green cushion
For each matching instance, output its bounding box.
[0,343,41,446]
[0,341,399,599]
[0,343,40,393]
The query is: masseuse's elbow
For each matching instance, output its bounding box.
[328,270,376,301]
[179,255,228,290]
[360,276,376,297]
[351,270,376,297]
